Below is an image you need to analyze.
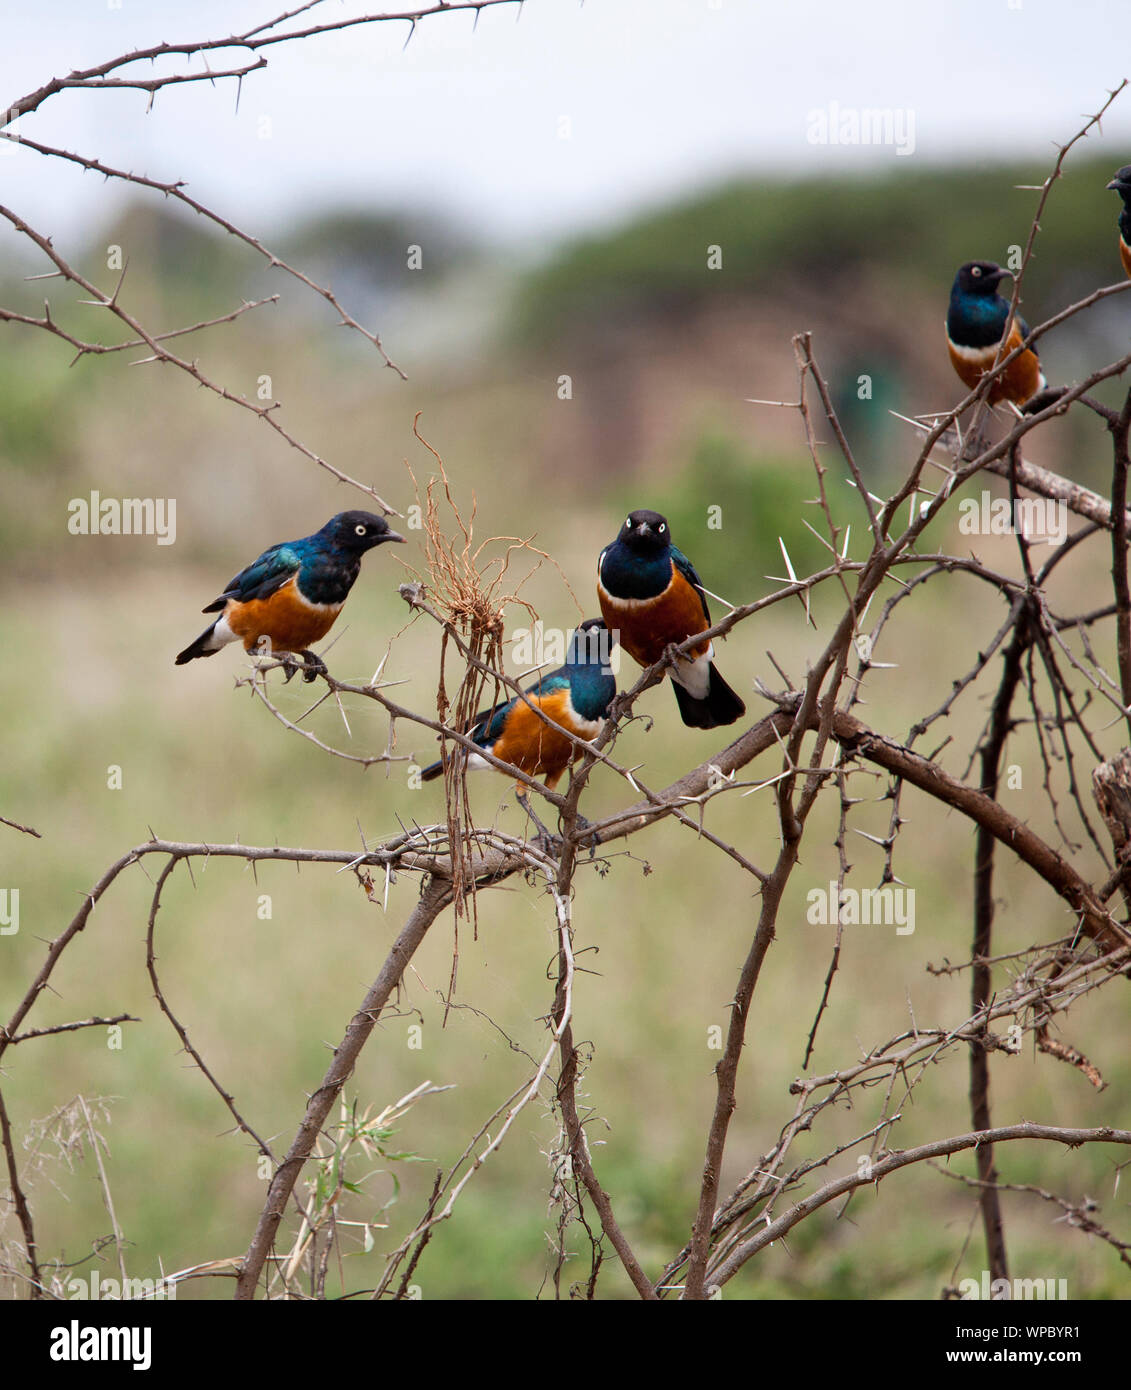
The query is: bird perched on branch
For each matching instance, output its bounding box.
[946,261,1046,408]
[597,509,745,730]
[175,510,405,680]
[420,618,617,792]
[1106,165,1131,279]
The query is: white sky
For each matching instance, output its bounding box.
[1,0,1130,249]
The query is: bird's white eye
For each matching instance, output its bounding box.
[355,524,367,536]
[971,266,982,277]
[625,517,632,529]
[658,522,666,533]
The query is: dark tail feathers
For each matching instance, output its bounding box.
[1021,384,1066,416]
[672,664,746,730]
[419,759,444,782]
[174,622,219,665]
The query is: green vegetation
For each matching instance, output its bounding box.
[515,157,1128,342]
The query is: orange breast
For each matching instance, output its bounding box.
[1120,236,1131,281]
[948,323,1041,406]
[600,570,710,670]
[226,576,342,653]
[489,689,581,790]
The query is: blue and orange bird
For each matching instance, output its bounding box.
[175,510,405,680]
[597,509,745,730]
[1106,166,1131,279]
[946,261,1046,408]
[420,619,617,792]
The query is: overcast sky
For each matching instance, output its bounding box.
[2,0,1130,250]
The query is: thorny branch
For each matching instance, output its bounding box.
[6,59,1131,1303]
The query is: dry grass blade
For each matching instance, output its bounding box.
[400,416,576,1008]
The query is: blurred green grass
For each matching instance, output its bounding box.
[4,539,1128,1299]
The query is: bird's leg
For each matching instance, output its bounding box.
[569,811,600,857]
[961,430,991,462]
[298,649,328,684]
[516,788,598,856]
[608,691,634,722]
[662,640,687,671]
[515,788,561,854]
[279,652,302,683]
[960,412,991,460]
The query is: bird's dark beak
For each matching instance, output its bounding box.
[1108,179,1122,191]
[635,522,653,538]
[385,531,407,544]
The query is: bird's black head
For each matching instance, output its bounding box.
[616,509,672,555]
[566,619,619,683]
[953,261,1011,297]
[322,510,407,552]
[568,617,612,667]
[1107,165,1131,201]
